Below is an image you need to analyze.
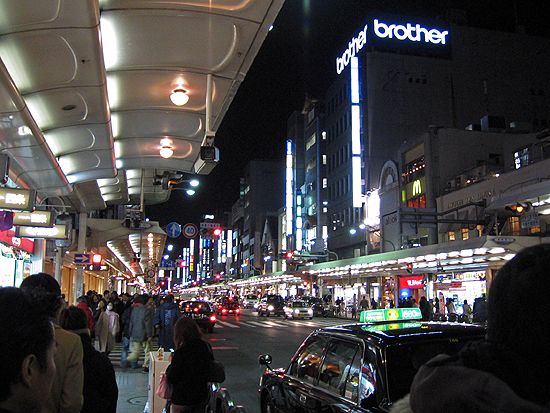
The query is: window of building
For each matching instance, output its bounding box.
[461,228,469,240]
[406,195,426,209]
[509,216,520,235]
[448,231,456,241]
[306,158,316,172]
[323,178,328,189]
[476,225,484,237]
[306,133,317,151]
[402,156,425,184]
[514,147,529,169]
[322,154,327,165]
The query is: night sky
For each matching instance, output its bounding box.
[147,0,550,251]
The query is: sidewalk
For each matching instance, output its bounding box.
[116,367,149,413]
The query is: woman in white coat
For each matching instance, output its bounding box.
[95,301,119,355]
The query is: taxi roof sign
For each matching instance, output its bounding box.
[360,308,422,323]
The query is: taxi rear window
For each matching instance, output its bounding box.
[385,337,482,402]
[181,302,211,313]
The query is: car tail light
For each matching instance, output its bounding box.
[210,315,216,322]
[236,308,240,313]
[222,308,228,313]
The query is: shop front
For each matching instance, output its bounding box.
[431,270,487,315]
[0,230,34,288]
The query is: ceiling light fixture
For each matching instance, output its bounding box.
[159,146,174,159]
[170,88,189,106]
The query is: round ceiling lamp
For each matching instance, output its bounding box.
[170,88,189,106]
[159,146,174,159]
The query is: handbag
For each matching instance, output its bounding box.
[207,359,226,383]
[156,373,172,399]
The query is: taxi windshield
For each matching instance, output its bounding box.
[292,301,307,308]
[385,337,481,402]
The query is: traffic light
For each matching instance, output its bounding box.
[92,254,102,264]
[506,202,531,214]
[285,251,294,261]
[212,227,222,237]
[159,279,166,287]
[215,273,221,281]
[179,260,185,268]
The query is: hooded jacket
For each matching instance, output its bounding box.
[391,341,550,413]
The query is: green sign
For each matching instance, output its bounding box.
[360,308,422,323]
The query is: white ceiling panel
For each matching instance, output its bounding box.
[24,87,109,131]
[100,0,269,23]
[113,111,203,140]
[101,9,257,78]
[0,29,104,94]
[45,124,113,154]
[0,0,98,34]
[107,71,231,114]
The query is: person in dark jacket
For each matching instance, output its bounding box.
[154,294,180,350]
[391,244,550,413]
[472,293,487,323]
[0,287,57,413]
[59,306,118,413]
[167,317,214,413]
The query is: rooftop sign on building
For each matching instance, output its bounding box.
[337,15,451,74]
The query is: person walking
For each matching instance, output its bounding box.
[166,317,215,413]
[59,306,118,413]
[127,295,148,370]
[20,273,84,413]
[119,299,133,369]
[0,287,57,413]
[418,296,430,321]
[462,299,472,322]
[472,293,487,323]
[359,295,369,311]
[391,244,550,412]
[77,296,95,333]
[94,301,111,353]
[154,294,180,351]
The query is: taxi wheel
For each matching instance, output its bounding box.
[261,394,275,413]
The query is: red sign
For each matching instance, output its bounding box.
[0,229,34,254]
[399,276,425,289]
[450,281,463,289]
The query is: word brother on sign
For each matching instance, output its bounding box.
[336,18,450,74]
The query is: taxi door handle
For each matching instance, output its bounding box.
[299,394,307,404]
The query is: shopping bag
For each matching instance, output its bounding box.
[207,359,226,383]
[156,373,172,399]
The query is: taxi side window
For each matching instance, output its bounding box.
[288,336,327,385]
[359,346,379,409]
[317,339,360,399]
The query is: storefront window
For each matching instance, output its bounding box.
[461,228,469,240]
[509,217,520,235]
[448,231,456,241]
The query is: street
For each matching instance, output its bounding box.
[207,309,356,413]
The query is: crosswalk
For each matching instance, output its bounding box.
[107,318,354,367]
[214,317,353,330]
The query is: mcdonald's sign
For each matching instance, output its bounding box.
[404,177,426,200]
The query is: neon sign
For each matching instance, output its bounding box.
[336,17,450,74]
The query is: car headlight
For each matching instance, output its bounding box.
[254,303,259,309]
[308,309,313,314]
[294,309,300,314]
[268,305,274,311]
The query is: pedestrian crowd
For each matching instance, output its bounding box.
[0,274,189,413]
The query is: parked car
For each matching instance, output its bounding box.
[257,294,285,317]
[258,308,486,412]
[180,300,217,333]
[283,300,314,320]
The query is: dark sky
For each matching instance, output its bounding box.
[147,0,550,249]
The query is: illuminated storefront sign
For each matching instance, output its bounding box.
[15,224,68,239]
[13,210,53,227]
[404,177,426,200]
[350,57,364,207]
[286,140,294,235]
[0,229,34,253]
[399,275,425,289]
[337,17,451,74]
[0,188,35,211]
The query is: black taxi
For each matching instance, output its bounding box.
[258,308,486,412]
